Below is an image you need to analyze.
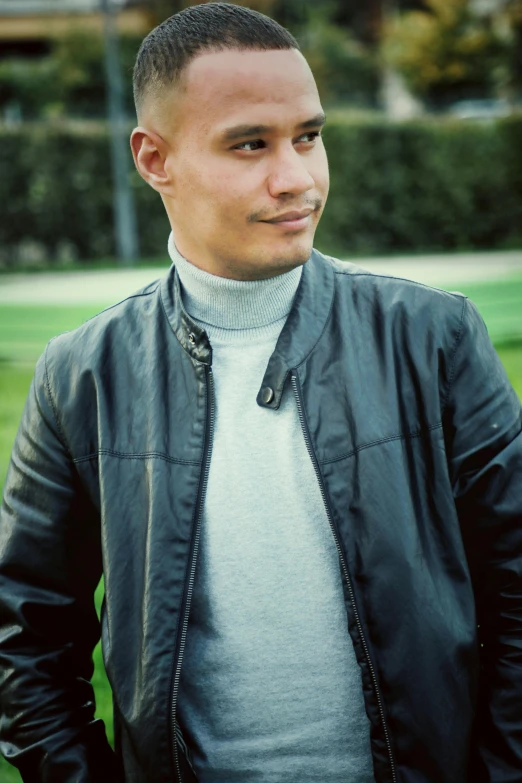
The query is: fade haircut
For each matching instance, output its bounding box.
[133,2,300,117]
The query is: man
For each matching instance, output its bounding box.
[0,2,521,782]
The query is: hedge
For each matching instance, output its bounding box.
[0,125,169,265]
[1,116,521,267]
[318,115,522,256]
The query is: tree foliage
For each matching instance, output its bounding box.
[503,0,522,94]
[1,1,520,119]
[382,0,512,104]
[0,1,380,120]
[298,11,379,107]
[0,31,141,120]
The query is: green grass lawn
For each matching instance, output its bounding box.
[0,279,520,782]
[0,305,103,366]
[449,277,522,346]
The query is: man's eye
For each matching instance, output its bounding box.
[234,131,321,152]
[235,140,265,152]
[300,131,322,143]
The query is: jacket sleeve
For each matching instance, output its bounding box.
[0,347,121,782]
[443,298,522,782]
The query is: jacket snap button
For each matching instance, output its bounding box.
[188,333,196,345]
[261,386,274,404]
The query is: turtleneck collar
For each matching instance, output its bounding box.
[168,232,303,332]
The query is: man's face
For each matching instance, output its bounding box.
[150,48,329,280]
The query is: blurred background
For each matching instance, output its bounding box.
[0,2,521,780]
[1,0,522,266]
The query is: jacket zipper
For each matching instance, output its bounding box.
[291,373,397,783]
[171,365,215,783]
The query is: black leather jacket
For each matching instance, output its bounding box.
[1,250,521,783]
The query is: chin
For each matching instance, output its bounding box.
[227,237,313,279]
[262,253,309,278]
[275,237,313,265]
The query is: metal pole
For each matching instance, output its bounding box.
[101,0,139,266]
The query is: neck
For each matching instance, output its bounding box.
[168,232,303,331]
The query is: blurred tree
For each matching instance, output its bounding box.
[0,57,57,121]
[151,0,185,16]
[178,0,277,13]
[299,5,380,106]
[332,0,427,46]
[262,0,380,106]
[382,0,511,105]
[502,0,522,97]
[52,32,140,117]
[1,0,426,121]
[0,31,141,121]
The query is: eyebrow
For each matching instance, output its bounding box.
[219,112,327,143]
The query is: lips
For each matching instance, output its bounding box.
[265,208,314,223]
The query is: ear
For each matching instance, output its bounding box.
[130,126,172,194]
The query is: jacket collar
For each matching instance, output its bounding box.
[160,263,213,366]
[160,248,335,409]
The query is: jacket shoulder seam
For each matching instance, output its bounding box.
[79,283,160,328]
[320,421,443,465]
[73,448,200,466]
[333,268,467,299]
[42,285,161,348]
[43,340,69,450]
[440,297,468,416]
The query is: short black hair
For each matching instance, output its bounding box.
[133,2,300,117]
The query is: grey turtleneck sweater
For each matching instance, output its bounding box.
[169,234,374,783]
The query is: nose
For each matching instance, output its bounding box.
[267,143,316,198]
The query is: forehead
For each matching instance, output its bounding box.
[173,48,320,132]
